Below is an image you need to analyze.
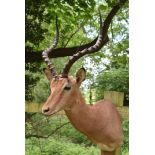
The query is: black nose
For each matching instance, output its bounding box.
[42,107,50,113]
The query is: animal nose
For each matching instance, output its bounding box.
[42,107,50,113]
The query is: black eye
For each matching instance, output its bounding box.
[64,86,71,90]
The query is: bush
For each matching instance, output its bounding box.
[25,113,90,145]
[26,113,129,155]
[94,68,129,105]
[25,70,40,101]
[26,137,100,155]
[121,120,129,154]
[32,77,50,103]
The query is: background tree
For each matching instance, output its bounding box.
[25,0,128,102]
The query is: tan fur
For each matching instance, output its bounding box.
[42,69,123,155]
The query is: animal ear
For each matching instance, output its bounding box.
[76,68,86,85]
[43,68,53,81]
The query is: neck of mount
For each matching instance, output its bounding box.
[65,90,88,111]
[64,91,91,133]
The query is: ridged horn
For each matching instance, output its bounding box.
[42,16,59,77]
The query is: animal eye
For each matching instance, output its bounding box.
[64,86,71,90]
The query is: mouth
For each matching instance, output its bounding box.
[42,110,59,116]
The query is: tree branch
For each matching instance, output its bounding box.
[25,36,108,63]
[25,0,127,63]
[64,22,84,48]
[25,122,70,139]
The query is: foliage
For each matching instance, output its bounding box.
[94,68,129,104]
[26,113,129,155]
[25,0,129,103]
[26,137,99,155]
[121,120,129,155]
[25,69,40,101]
[26,0,96,49]
[25,113,90,145]
[33,77,50,103]
[25,0,97,101]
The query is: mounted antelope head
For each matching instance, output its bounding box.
[42,13,123,155]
